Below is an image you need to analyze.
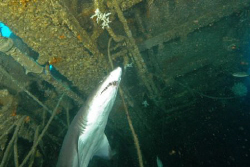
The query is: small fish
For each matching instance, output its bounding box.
[232,72,249,78]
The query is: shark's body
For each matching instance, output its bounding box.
[57,67,122,167]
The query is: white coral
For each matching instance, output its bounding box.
[91,8,111,29]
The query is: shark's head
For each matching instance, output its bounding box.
[87,67,122,123]
[99,67,122,94]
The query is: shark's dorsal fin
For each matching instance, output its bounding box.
[95,134,111,159]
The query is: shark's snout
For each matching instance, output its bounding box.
[110,67,122,81]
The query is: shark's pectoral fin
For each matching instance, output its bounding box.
[95,134,112,159]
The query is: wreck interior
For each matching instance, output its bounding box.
[1,0,250,166]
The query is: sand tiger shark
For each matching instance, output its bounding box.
[56,67,122,167]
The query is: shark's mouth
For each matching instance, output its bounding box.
[101,81,118,94]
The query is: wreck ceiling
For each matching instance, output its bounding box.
[1,0,250,166]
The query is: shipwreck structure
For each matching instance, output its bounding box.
[1,0,250,166]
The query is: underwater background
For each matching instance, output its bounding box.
[1,0,250,167]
